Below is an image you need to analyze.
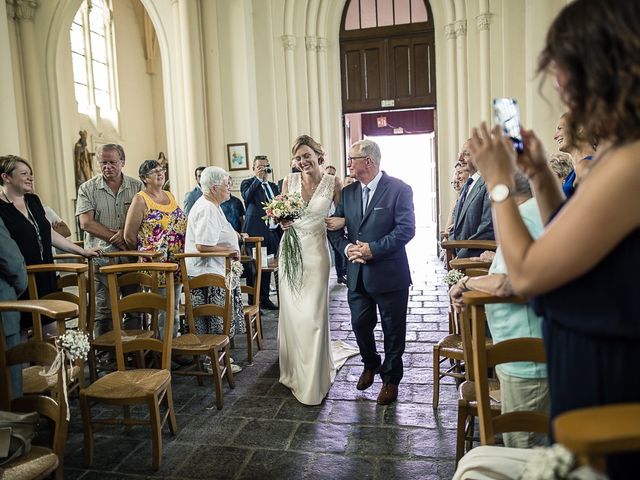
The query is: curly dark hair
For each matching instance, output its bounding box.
[538,0,640,146]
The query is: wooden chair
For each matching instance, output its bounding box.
[0,299,79,480]
[433,258,492,409]
[24,263,89,396]
[172,252,235,410]
[453,301,499,463]
[464,290,547,448]
[88,251,162,381]
[79,263,178,471]
[53,253,95,331]
[441,239,497,270]
[554,403,640,474]
[241,237,264,364]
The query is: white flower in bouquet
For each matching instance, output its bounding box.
[59,329,91,362]
[522,444,576,480]
[444,269,464,286]
[225,260,244,290]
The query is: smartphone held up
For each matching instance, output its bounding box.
[493,98,524,153]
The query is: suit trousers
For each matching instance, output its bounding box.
[348,271,408,385]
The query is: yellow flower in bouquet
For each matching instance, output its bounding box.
[263,192,307,296]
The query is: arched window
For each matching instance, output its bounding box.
[344,0,428,30]
[70,0,116,115]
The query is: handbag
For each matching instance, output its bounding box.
[0,410,39,466]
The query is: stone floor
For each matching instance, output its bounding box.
[60,257,460,479]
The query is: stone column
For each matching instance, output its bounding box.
[306,36,320,139]
[444,23,458,153]
[454,19,468,143]
[316,37,331,149]
[177,0,208,188]
[1,0,20,153]
[281,35,298,143]
[476,11,492,121]
[12,0,56,204]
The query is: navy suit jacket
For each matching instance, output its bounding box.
[241,177,281,253]
[450,176,494,257]
[328,172,415,293]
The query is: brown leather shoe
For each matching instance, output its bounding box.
[377,384,398,405]
[356,367,379,391]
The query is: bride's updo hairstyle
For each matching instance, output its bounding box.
[291,135,325,165]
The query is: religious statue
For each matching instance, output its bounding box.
[158,151,170,190]
[74,130,94,189]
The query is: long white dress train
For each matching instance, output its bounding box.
[278,172,359,405]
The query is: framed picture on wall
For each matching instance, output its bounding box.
[227,143,249,171]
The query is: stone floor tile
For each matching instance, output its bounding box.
[346,425,412,456]
[224,396,285,419]
[176,414,247,445]
[237,450,312,480]
[326,399,385,426]
[115,440,193,476]
[230,418,297,449]
[289,422,352,453]
[376,459,439,480]
[306,453,376,479]
[275,398,332,422]
[175,445,251,479]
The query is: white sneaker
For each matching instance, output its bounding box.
[231,363,242,374]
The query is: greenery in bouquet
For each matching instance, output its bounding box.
[444,268,464,286]
[262,192,307,296]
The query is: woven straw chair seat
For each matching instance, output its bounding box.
[92,329,154,347]
[0,446,58,480]
[23,364,81,394]
[82,369,171,399]
[459,379,501,409]
[172,333,229,352]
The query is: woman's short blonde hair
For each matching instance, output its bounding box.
[0,155,33,186]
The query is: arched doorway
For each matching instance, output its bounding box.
[340,0,438,270]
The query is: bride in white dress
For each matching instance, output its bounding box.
[278,135,359,405]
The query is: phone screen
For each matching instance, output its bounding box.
[493,98,524,152]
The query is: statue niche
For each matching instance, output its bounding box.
[74,130,94,189]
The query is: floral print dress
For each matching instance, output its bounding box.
[136,190,187,285]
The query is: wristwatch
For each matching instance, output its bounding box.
[489,184,511,203]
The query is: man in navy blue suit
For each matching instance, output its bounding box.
[328,139,415,405]
[241,155,281,310]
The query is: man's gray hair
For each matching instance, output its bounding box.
[200,166,229,192]
[96,143,125,163]
[352,139,381,167]
[513,172,532,197]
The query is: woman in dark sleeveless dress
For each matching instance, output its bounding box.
[0,155,101,332]
[467,1,640,477]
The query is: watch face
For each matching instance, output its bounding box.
[491,184,510,202]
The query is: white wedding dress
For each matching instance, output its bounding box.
[278,172,359,405]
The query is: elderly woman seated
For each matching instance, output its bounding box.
[449,173,549,448]
[184,166,247,373]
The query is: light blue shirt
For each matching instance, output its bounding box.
[485,197,546,379]
[360,170,383,210]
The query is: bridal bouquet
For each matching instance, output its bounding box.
[262,192,307,296]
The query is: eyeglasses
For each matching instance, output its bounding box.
[146,168,166,176]
[347,155,368,163]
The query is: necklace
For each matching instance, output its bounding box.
[2,191,13,204]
